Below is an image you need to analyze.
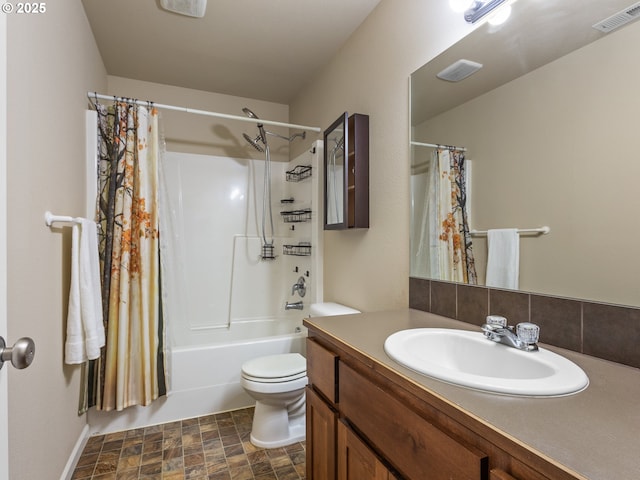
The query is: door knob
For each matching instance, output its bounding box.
[0,336,35,370]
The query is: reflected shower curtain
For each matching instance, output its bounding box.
[86,101,167,412]
[418,149,477,283]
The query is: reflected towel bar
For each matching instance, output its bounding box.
[470,226,550,236]
[45,211,83,227]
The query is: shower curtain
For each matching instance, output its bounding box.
[85,101,167,412]
[417,148,477,283]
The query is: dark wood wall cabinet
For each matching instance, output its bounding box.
[304,331,582,480]
[323,112,369,230]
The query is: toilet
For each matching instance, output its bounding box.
[241,353,308,448]
[241,303,360,448]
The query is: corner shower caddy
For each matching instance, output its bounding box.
[283,243,312,256]
[286,165,312,182]
[280,209,312,223]
[282,162,313,257]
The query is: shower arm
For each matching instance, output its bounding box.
[265,130,306,142]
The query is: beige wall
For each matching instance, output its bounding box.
[107,76,294,162]
[7,4,106,479]
[415,21,640,306]
[290,0,475,312]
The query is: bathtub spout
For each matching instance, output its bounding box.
[285,301,304,311]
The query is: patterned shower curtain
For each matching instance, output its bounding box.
[87,101,167,412]
[421,148,477,283]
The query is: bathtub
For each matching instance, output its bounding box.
[87,318,307,435]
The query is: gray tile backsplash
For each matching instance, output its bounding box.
[409,277,640,369]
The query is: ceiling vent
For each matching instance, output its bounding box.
[160,0,207,18]
[593,1,640,33]
[436,59,483,82]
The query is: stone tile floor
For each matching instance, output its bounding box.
[71,407,306,479]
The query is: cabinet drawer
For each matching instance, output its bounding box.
[340,362,488,480]
[490,469,519,480]
[307,338,339,403]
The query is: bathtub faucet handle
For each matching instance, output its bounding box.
[291,276,306,297]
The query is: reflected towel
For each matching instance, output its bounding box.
[485,228,519,289]
[65,219,105,364]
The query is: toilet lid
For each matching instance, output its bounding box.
[242,353,306,381]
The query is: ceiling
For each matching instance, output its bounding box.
[81,0,383,104]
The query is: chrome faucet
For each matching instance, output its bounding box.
[285,301,304,310]
[291,276,306,297]
[481,316,540,352]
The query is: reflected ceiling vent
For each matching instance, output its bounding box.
[160,0,207,18]
[436,59,483,82]
[593,1,640,33]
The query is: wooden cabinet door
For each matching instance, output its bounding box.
[307,386,338,480]
[338,421,391,480]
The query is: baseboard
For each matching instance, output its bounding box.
[60,424,90,480]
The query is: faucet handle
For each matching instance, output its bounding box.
[486,315,507,327]
[516,322,540,344]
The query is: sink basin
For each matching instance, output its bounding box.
[384,328,588,397]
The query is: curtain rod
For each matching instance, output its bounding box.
[411,140,467,152]
[87,92,322,133]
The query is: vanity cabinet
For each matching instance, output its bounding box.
[305,332,580,480]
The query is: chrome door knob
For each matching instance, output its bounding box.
[0,336,35,370]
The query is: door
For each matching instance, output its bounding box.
[0,11,10,480]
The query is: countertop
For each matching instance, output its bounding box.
[303,308,640,480]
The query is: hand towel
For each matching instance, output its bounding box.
[65,219,105,364]
[485,228,519,289]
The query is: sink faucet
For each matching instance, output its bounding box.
[285,301,304,310]
[481,316,539,352]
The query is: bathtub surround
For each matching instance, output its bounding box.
[409,277,640,369]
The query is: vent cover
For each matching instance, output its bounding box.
[436,59,483,82]
[593,1,640,33]
[160,0,207,18]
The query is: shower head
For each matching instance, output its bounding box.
[242,107,268,146]
[243,133,265,153]
[242,107,259,120]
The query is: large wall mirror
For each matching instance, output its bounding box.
[410,0,640,308]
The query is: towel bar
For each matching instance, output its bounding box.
[470,226,550,236]
[45,211,83,227]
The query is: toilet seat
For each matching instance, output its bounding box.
[241,353,306,383]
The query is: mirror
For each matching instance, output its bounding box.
[410,0,640,307]
[324,112,347,229]
[324,112,370,230]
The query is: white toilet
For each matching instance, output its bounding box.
[241,303,360,448]
[241,353,308,448]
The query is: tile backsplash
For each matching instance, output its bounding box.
[409,277,640,369]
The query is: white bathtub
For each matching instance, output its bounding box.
[87,318,307,435]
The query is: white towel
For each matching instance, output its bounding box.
[65,219,105,364]
[485,228,519,289]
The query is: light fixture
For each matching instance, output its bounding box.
[464,0,507,23]
[160,0,207,18]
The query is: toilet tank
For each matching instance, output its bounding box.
[309,302,360,317]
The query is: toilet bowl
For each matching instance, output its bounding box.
[241,353,308,448]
